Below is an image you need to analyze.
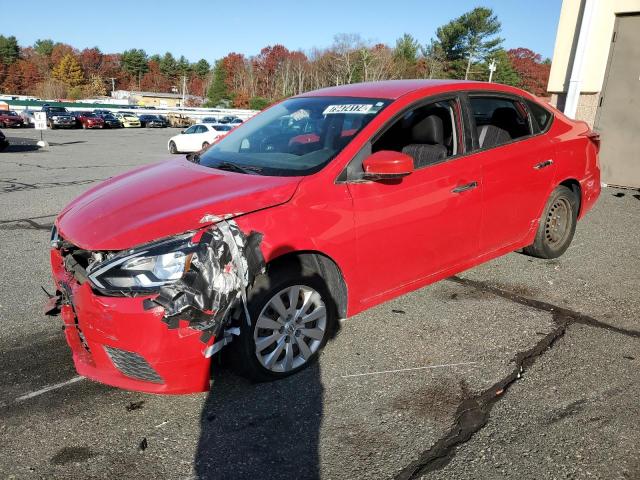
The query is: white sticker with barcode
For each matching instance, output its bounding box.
[323,104,373,115]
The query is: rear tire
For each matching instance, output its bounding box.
[169,141,178,154]
[523,185,578,259]
[231,265,336,382]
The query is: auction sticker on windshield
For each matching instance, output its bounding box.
[323,104,373,115]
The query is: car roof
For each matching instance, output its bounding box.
[297,79,523,100]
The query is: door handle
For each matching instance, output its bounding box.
[452,181,478,193]
[534,159,554,170]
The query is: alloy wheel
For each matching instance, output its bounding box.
[254,285,327,373]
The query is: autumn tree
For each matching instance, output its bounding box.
[421,39,446,79]
[140,60,173,92]
[507,47,551,95]
[79,47,103,77]
[50,43,76,66]
[52,54,84,87]
[84,74,108,97]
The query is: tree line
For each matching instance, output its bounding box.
[0,8,550,108]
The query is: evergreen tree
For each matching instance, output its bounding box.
[121,49,148,87]
[435,7,503,79]
[206,60,230,107]
[194,59,210,78]
[34,39,55,56]
[0,35,20,65]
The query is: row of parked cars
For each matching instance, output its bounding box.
[2,106,244,130]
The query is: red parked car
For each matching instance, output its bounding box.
[76,112,105,129]
[47,80,600,394]
[0,110,24,128]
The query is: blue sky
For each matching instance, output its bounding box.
[1,0,562,62]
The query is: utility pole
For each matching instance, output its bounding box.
[488,60,497,82]
[181,75,186,107]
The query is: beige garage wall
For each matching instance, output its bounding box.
[547,0,640,125]
[548,0,640,94]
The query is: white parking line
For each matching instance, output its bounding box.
[341,361,479,379]
[12,376,84,404]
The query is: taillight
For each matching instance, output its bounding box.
[582,130,600,153]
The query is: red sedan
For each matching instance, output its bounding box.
[47,80,600,394]
[76,112,105,129]
[0,110,24,128]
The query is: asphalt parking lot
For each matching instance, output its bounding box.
[0,127,638,480]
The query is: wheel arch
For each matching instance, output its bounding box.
[558,178,582,216]
[265,250,348,320]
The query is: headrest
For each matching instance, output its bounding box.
[411,115,444,145]
[491,107,520,129]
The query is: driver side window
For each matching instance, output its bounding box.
[184,125,198,134]
[372,99,461,169]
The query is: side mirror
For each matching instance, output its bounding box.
[362,151,414,180]
[180,130,185,134]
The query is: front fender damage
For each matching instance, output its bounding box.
[148,219,265,353]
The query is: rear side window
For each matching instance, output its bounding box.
[526,100,553,132]
[470,96,532,149]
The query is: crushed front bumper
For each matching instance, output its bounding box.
[48,249,214,394]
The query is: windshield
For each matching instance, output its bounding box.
[49,107,67,113]
[198,96,390,176]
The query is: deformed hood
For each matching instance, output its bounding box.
[57,158,301,250]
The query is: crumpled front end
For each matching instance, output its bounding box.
[46,220,264,394]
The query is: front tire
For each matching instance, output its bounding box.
[169,141,178,154]
[233,266,336,382]
[523,185,578,259]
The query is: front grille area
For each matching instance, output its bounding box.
[104,346,163,384]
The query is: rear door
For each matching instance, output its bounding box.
[463,94,556,253]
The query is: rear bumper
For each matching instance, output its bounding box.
[50,249,213,394]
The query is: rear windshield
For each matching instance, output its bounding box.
[198,96,390,176]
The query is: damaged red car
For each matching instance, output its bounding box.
[47,80,600,394]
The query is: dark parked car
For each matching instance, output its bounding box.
[42,106,76,129]
[0,110,24,128]
[98,113,122,128]
[139,114,167,128]
[0,129,8,151]
[218,115,242,124]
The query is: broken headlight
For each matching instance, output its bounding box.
[87,233,196,292]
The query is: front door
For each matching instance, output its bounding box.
[347,97,482,302]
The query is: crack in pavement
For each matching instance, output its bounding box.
[0,178,106,193]
[395,275,640,479]
[0,214,57,231]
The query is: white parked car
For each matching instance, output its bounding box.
[168,123,224,154]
